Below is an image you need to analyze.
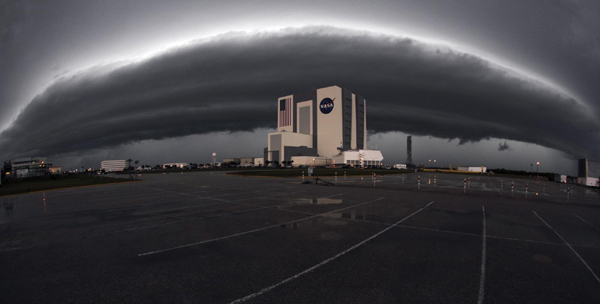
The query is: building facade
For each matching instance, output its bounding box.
[8,157,52,178]
[577,158,600,187]
[101,160,128,172]
[266,85,370,165]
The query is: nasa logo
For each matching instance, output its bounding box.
[319,97,335,114]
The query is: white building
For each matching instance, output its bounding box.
[162,163,188,169]
[335,150,384,167]
[578,158,600,187]
[101,160,127,172]
[554,174,567,183]
[458,166,487,173]
[266,85,382,167]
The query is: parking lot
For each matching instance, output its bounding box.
[1,171,599,303]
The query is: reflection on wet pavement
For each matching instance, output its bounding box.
[295,198,343,205]
[3,202,13,215]
[0,199,15,224]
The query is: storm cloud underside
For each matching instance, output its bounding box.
[1,27,598,160]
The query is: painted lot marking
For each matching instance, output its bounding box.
[576,215,600,233]
[121,191,310,231]
[478,206,487,304]
[533,211,600,284]
[122,198,301,232]
[137,197,386,256]
[227,201,434,304]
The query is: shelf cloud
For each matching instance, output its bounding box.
[1,26,598,160]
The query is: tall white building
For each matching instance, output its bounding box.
[265,85,381,166]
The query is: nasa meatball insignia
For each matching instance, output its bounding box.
[320,97,335,114]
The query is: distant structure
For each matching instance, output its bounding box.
[4,157,52,178]
[578,158,588,177]
[265,85,383,167]
[406,136,413,166]
[162,163,188,169]
[458,166,487,173]
[578,158,600,187]
[100,160,127,172]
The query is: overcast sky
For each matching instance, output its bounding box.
[1,0,599,174]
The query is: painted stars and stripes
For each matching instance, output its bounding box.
[279,98,292,127]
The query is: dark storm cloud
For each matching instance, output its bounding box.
[0,27,598,160]
[498,141,510,152]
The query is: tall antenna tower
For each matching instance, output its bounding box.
[406,136,413,166]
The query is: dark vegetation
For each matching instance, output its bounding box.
[0,174,133,196]
[229,168,412,177]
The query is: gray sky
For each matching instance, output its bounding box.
[1,0,599,174]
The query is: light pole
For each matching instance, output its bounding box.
[127,159,132,180]
[536,161,540,174]
[530,163,533,174]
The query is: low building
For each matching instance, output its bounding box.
[101,160,127,172]
[458,166,487,173]
[10,157,52,178]
[222,158,241,164]
[290,156,330,167]
[335,150,384,167]
[578,177,599,187]
[254,158,264,167]
[554,174,567,183]
[162,163,188,169]
[240,157,255,167]
[290,149,384,168]
[49,167,62,174]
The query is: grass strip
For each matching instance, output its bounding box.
[0,174,134,197]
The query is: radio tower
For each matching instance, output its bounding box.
[406,136,413,166]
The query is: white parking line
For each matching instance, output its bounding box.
[575,215,600,233]
[478,206,487,304]
[138,197,386,256]
[227,201,434,304]
[123,201,299,232]
[533,211,600,284]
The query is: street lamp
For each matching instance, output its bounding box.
[127,159,132,180]
[536,161,540,173]
[530,163,533,174]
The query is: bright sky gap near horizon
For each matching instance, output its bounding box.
[1,0,599,175]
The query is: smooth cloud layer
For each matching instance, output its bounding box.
[1,26,598,160]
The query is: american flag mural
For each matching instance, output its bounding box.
[279,98,292,127]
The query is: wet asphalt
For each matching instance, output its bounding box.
[1,171,599,303]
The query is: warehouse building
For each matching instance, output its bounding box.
[265,85,383,167]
